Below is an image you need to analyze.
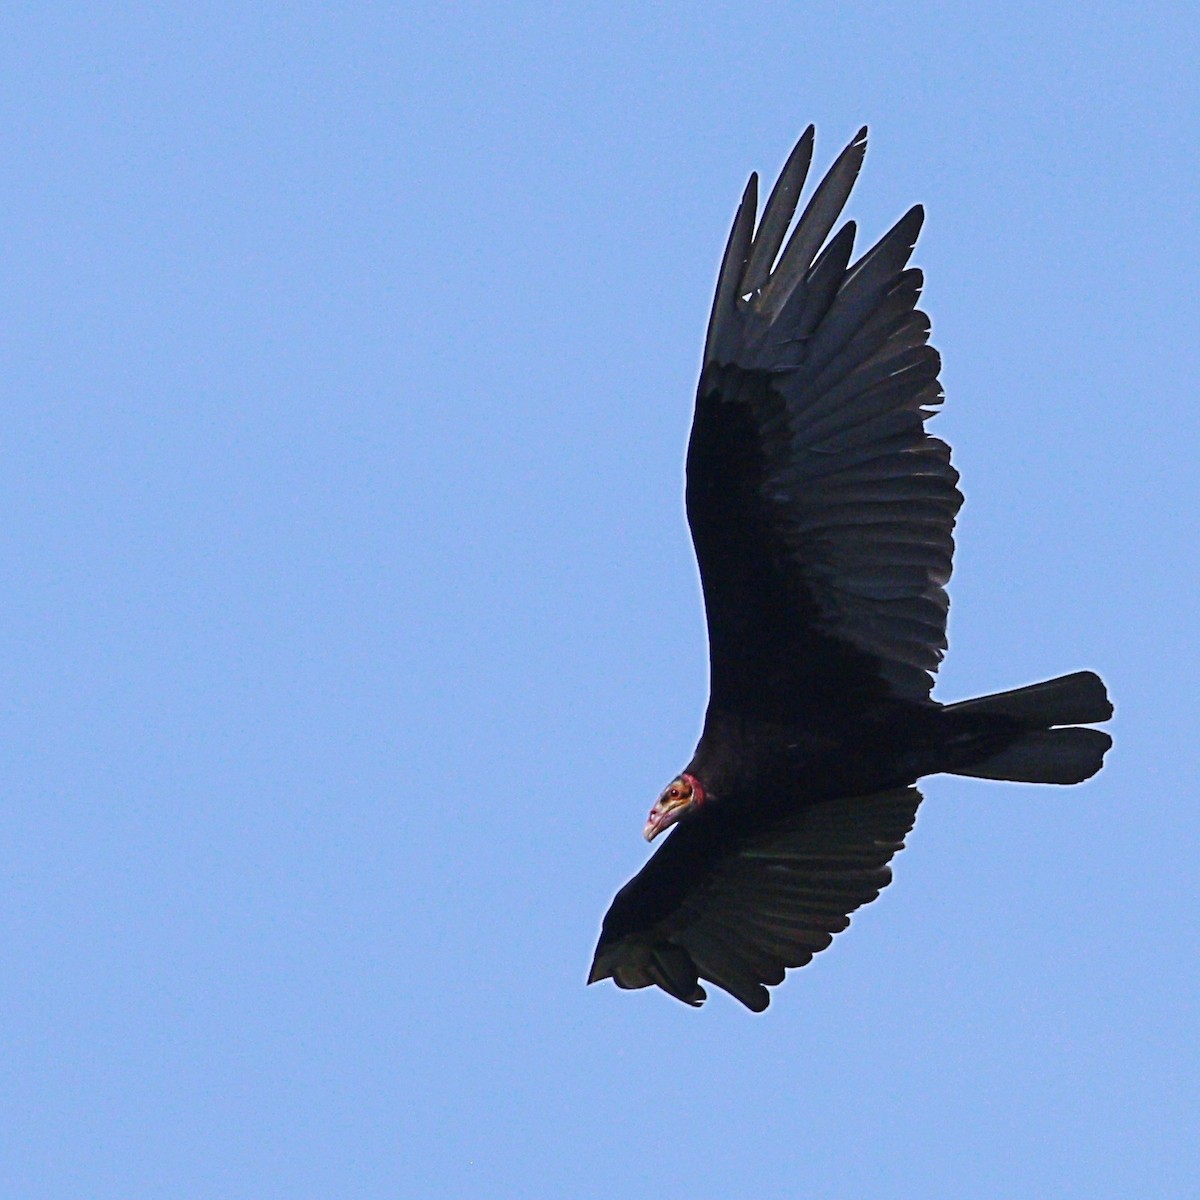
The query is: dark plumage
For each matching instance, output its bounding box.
[588,127,1113,1011]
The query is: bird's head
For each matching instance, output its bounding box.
[644,773,706,841]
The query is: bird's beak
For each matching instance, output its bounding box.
[644,794,690,842]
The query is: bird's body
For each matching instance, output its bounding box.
[588,126,1113,1012]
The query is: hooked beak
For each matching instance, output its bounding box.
[644,794,690,842]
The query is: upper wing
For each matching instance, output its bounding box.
[689,127,961,714]
[588,787,922,1011]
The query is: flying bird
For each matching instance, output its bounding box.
[588,127,1113,1012]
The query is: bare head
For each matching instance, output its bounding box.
[644,773,707,841]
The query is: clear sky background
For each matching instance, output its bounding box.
[3,4,1197,1197]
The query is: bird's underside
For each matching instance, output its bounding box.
[588,127,1113,1011]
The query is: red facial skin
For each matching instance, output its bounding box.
[643,772,706,841]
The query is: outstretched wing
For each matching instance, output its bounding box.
[689,127,961,715]
[588,787,922,1011]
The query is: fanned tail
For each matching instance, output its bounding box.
[946,671,1113,784]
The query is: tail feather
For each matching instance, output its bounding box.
[945,670,1113,785]
[953,727,1112,784]
[944,670,1112,726]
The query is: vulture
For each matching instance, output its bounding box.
[588,127,1113,1012]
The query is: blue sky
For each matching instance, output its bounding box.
[3,4,1197,1197]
